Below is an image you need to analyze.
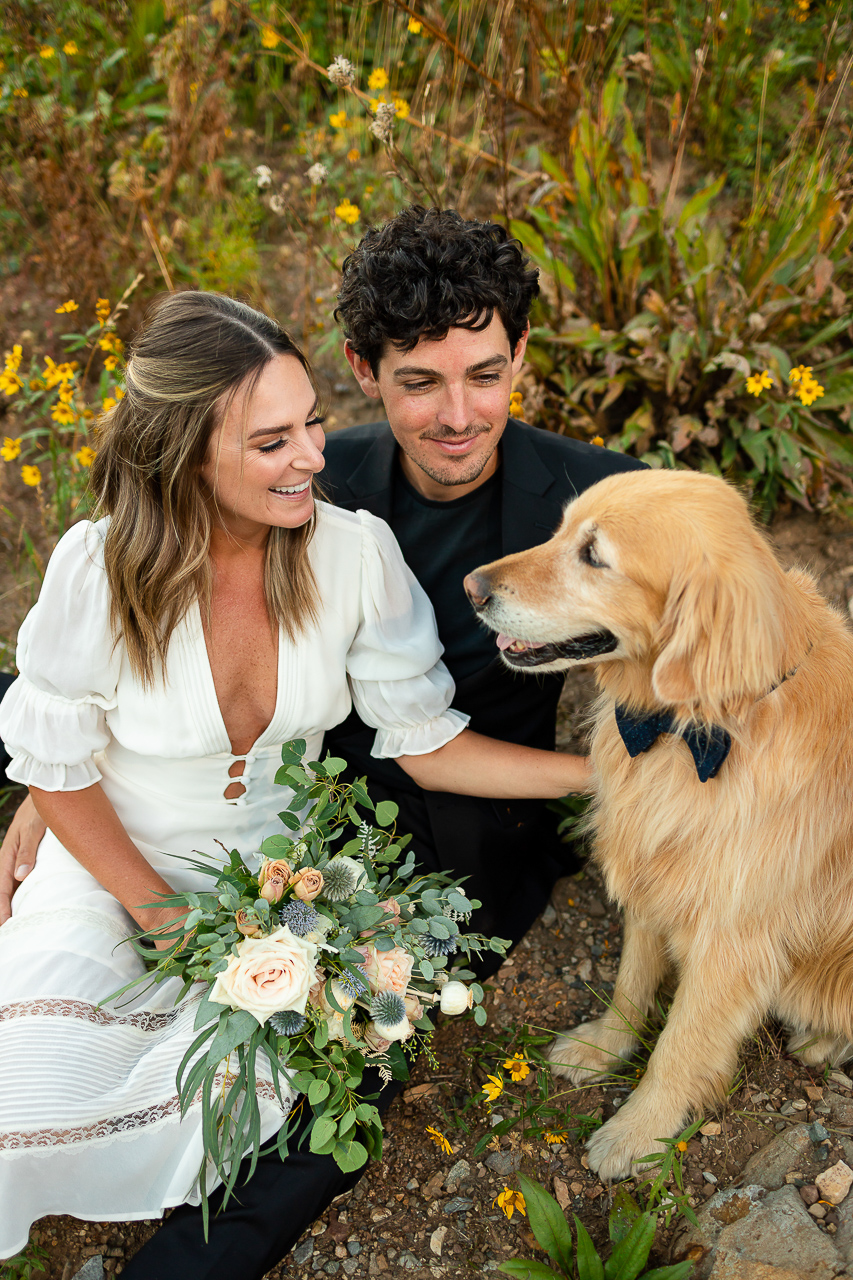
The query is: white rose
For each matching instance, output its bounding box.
[210,925,318,1026]
[439,981,473,1016]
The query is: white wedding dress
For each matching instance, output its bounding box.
[0,502,467,1258]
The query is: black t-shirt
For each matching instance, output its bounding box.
[391,460,503,683]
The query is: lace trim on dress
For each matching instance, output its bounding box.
[0,1075,286,1156]
[0,994,202,1032]
[1,906,133,946]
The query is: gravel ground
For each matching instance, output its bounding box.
[6,505,853,1279]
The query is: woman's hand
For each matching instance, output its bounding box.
[397,729,594,799]
[0,794,47,924]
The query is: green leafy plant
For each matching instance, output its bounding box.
[497,1171,696,1279]
[0,1238,48,1280]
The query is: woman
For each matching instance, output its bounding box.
[0,292,588,1268]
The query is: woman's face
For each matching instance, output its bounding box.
[201,354,326,541]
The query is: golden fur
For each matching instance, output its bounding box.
[468,469,853,1182]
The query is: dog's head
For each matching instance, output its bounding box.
[465,469,811,720]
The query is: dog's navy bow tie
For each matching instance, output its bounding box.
[614,704,731,783]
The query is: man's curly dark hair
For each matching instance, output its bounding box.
[335,206,539,373]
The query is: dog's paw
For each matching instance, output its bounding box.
[585,1114,670,1183]
[547,1019,634,1085]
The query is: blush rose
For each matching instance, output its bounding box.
[355,943,414,996]
[210,925,318,1026]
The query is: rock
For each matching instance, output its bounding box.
[541,903,557,927]
[398,1252,421,1271]
[442,1196,473,1214]
[808,1122,830,1144]
[710,1256,816,1280]
[293,1240,315,1265]
[444,1159,471,1192]
[830,1071,853,1090]
[552,1177,571,1211]
[823,1091,853,1126]
[347,1242,361,1256]
[815,1160,853,1205]
[576,958,593,982]
[704,1171,719,1184]
[714,1187,839,1279]
[808,1203,827,1219]
[805,1087,824,1102]
[701,1122,723,1136]
[674,1183,842,1280]
[342,1262,359,1277]
[739,1126,814,1190]
[799,1185,819,1206]
[422,1171,446,1201]
[485,1151,522,1176]
[72,1260,105,1280]
[430,1226,447,1257]
[586,896,607,916]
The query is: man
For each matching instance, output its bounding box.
[0,206,643,1277]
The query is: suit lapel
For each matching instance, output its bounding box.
[499,420,567,555]
[338,426,396,522]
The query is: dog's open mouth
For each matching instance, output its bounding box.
[495,629,618,667]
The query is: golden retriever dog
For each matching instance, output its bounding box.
[463,468,853,1183]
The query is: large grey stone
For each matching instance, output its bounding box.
[72,1260,105,1280]
[674,1186,768,1280]
[739,1126,815,1190]
[485,1150,521,1176]
[715,1186,840,1280]
[293,1238,315,1265]
[444,1158,471,1191]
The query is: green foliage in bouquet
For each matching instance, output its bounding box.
[113,740,508,1226]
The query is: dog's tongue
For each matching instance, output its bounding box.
[495,633,545,651]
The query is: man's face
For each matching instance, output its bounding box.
[345,314,528,501]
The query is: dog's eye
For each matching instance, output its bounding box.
[580,539,607,568]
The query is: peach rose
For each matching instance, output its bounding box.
[292,867,324,902]
[356,944,414,996]
[260,874,287,904]
[403,991,424,1022]
[361,1023,392,1055]
[258,858,293,889]
[361,897,404,939]
[235,908,264,938]
[210,925,318,1026]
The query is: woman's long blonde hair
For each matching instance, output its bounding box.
[90,291,321,684]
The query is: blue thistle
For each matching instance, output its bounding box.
[336,967,368,998]
[323,857,358,902]
[371,991,406,1029]
[279,900,320,937]
[421,933,458,958]
[269,1010,307,1037]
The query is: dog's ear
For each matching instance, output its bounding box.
[651,545,795,719]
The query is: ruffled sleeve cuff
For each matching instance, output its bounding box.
[0,677,111,793]
[371,707,470,759]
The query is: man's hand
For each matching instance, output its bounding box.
[0,793,47,924]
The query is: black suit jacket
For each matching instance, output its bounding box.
[320,418,645,956]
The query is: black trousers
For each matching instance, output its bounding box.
[122,1071,404,1280]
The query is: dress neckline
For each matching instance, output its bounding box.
[191,600,283,759]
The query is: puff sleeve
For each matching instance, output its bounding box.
[346,510,469,758]
[0,520,120,790]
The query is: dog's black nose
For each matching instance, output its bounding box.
[463,572,491,610]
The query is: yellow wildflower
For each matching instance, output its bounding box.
[408,18,423,33]
[425,1126,453,1155]
[495,1188,526,1220]
[261,26,281,48]
[13,88,29,98]
[335,198,360,225]
[798,377,825,407]
[364,185,374,195]
[367,68,388,92]
[102,396,117,413]
[58,384,74,404]
[51,401,75,425]
[96,298,111,326]
[1,437,22,461]
[39,46,56,59]
[789,365,812,384]
[55,299,79,314]
[115,386,125,399]
[98,331,124,355]
[676,1140,688,1152]
[368,96,387,113]
[509,391,524,417]
[543,1131,568,1144]
[4,344,22,373]
[104,355,119,371]
[43,357,78,389]
[591,435,605,446]
[63,41,79,55]
[346,148,359,163]
[75,445,96,467]
[745,369,773,396]
[21,464,42,486]
[482,1074,504,1103]
[393,96,410,120]
[503,1053,531,1083]
[0,370,23,395]
[329,110,348,129]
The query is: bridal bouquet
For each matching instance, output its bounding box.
[119,740,507,1214]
